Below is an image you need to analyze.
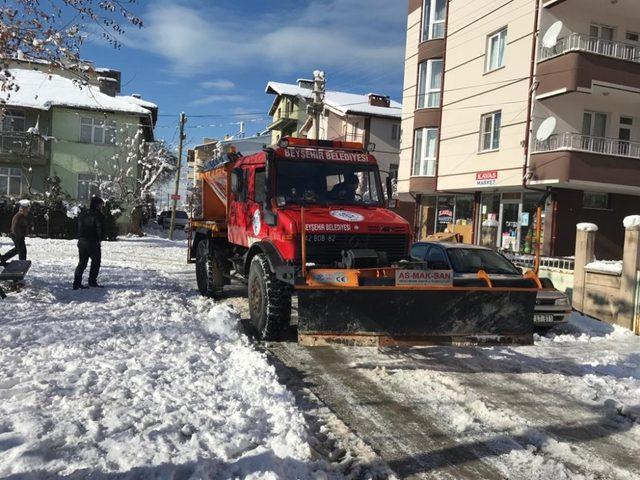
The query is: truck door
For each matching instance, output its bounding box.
[246,167,267,242]
[228,166,250,246]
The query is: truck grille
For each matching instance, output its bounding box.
[305,233,408,266]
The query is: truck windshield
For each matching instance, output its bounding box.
[276,160,383,206]
[446,248,521,275]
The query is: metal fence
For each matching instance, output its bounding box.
[533,132,640,160]
[504,252,575,271]
[539,33,640,63]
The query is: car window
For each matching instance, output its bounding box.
[426,247,450,269]
[176,211,188,219]
[254,169,267,203]
[411,244,428,260]
[446,248,520,274]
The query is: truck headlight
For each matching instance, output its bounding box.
[555,297,570,306]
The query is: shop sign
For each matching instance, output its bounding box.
[396,269,454,287]
[476,170,498,186]
[519,212,530,227]
[437,197,454,225]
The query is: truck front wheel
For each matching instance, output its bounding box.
[248,254,291,340]
[195,239,225,299]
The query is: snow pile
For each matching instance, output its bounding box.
[623,215,640,229]
[585,260,623,274]
[576,222,598,232]
[0,237,329,478]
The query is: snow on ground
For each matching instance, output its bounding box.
[346,314,640,479]
[0,235,333,478]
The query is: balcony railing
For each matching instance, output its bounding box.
[533,132,640,159]
[0,131,45,158]
[268,110,300,129]
[539,33,640,63]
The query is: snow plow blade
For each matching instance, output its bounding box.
[297,287,537,346]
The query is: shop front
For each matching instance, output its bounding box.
[416,194,475,243]
[476,191,549,254]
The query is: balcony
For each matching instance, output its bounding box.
[530,133,640,192]
[536,33,640,98]
[268,110,301,131]
[539,33,640,64]
[533,133,640,160]
[0,131,46,165]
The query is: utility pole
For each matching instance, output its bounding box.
[309,70,326,140]
[169,112,187,240]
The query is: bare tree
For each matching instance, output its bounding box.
[90,129,177,233]
[1,1,142,96]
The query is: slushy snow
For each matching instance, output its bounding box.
[585,260,623,274]
[0,236,330,478]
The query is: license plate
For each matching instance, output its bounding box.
[534,314,554,323]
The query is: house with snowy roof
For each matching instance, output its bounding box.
[0,58,157,201]
[265,79,414,226]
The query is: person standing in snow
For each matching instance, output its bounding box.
[73,196,106,290]
[0,200,31,266]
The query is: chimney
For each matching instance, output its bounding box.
[297,78,314,89]
[95,68,121,96]
[368,93,391,108]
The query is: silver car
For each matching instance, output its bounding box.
[410,242,572,328]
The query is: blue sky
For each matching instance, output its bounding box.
[81,0,408,150]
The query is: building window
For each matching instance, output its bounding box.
[590,24,614,40]
[80,117,116,145]
[480,111,502,151]
[412,128,438,176]
[1,110,26,132]
[486,27,507,72]
[583,192,610,210]
[391,124,401,141]
[417,59,443,109]
[626,31,639,43]
[0,167,22,196]
[422,0,446,41]
[77,173,109,201]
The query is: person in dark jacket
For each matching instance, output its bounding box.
[1,200,31,266]
[73,196,106,289]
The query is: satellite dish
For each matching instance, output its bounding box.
[542,21,564,48]
[536,117,557,142]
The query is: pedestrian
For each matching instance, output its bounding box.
[0,199,31,266]
[73,196,105,290]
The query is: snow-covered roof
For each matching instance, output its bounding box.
[0,68,152,116]
[265,81,402,119]
[117,95,158,110]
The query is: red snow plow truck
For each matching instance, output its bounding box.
[189,137,540,346]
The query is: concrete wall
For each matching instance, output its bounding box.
[573,218,640,332]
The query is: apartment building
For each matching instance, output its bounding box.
[0,58,157,201]
[398,0,640,259]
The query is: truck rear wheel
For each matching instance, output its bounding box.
[248,254,291,340]
[196,239,225,299]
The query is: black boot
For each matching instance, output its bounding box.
[88,282,104,288]
[73,284,89,290]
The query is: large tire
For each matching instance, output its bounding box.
[195,239,225,298]
[248,254,291,340]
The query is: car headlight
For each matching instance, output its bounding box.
[555,297,570,306]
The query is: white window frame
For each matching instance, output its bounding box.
[0,167,22,196]
[479,111,502,152]
[80,117,117,145]
[485,27,507,72]
[412,128,438,177]
[590,23,614,40]
[417,58,443,109]
[77,173,109,201]
[421,0,446,42]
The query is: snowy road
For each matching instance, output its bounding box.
[269,319,640,479]
[2,235,639,479]
[0,235,383,479]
